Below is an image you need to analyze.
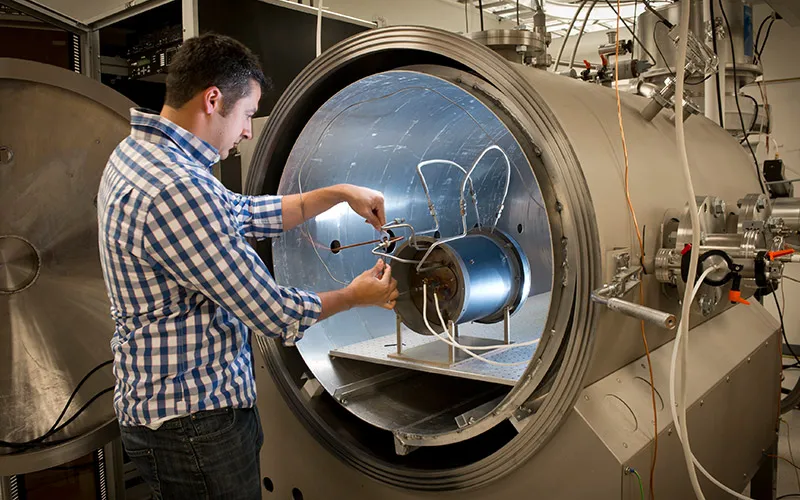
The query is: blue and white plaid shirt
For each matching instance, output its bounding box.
[98,108,322,428]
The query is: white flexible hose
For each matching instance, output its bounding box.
[420,285,537,366]
[668,267,754,500]
[415,145,512,272]
[315,0,323,58]
[672,1,705,496]
[672,2,753,497]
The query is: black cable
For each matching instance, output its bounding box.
[757,18,776,61]
[631,0,638,62]
[708,0,725,128]
[478,0,484,31]
[754,15,773,54]
[604,0,656,64]
[718,0,767,194]
[770,283,800,368]
[739,93,760,142]
[0,360,113,449]
[0,387,114,450]
[516,0,520,26]
[642,0,672,28]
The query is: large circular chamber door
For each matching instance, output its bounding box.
[247,27,600,491]
[0,59,131,458]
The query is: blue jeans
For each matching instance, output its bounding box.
[119,407,263,500]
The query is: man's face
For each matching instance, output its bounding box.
[216,79,261,160]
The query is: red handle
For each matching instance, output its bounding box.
[768,248,795,261]
[729,290,750,305]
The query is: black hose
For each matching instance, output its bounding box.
[0,360,113,449]
[718,0,766,194]
[768,283,800,413]
[757,18,776,61]
[642,0,672,28]
[478,0,484,31]
[709,0,725,128]
[754,15,773,52]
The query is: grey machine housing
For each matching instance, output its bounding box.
[246,25,782,499]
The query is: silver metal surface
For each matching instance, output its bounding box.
[254,301,780,498]
[246,25,764,493]
[602,297,677,329]
[391,229,531,335]
[269,68,554,441]
[0,58,130,453]
[248,26,598,489]
[330,329,538,386]
[771,198,800,231]
[464,28,551,67]
[0,235,40,294]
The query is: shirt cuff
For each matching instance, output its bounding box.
[282,291,322,346]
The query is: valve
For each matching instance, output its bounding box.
[729,273,750,305]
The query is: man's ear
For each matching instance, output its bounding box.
[201,86,223,115]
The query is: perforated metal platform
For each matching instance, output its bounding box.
[328,292,551,385]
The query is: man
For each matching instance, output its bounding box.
[97,33,398,499]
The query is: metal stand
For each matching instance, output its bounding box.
[750,439,778,500]
[99,439,125,500]
[389,307,513,368]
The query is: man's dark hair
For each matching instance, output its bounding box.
[165,33,268,115]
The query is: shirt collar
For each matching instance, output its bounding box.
[129,108,220,170]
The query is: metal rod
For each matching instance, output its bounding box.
[592,294,677,330]
[396,314,403,356]
[448,321,456,364]
[766,178,800,185]
[503,307,511,344]
[333,235,404,252]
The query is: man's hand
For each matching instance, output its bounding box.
[347,259,399,310]
[340,185,386,232]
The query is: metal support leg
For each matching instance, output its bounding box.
[503,307,510,344]
[750,439,777,500]
[103,439,125,500]
[448,321,455,364]
[395,314,402,356]
[0,476,19,500]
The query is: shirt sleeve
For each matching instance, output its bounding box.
[228,191,283,240]
[142,176,321,345]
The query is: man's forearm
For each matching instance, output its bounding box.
[281,185,348,231]
[318,288,355,321]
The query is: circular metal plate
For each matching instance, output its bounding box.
[0,58,131,459]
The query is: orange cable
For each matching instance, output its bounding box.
[767,454,800,471]
[614,2,658,498]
